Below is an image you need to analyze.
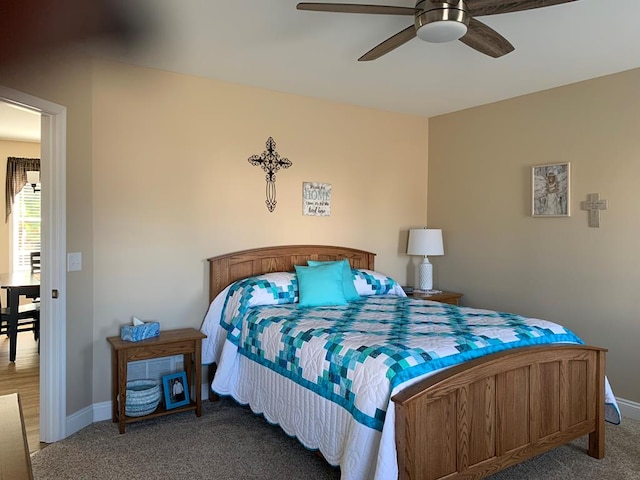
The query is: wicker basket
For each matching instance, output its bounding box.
[122,379,161,417]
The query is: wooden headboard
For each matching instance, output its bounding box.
[208,245,376,301]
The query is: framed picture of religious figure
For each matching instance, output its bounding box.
[531,162,571,217]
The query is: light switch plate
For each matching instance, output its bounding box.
[67,252,82,272]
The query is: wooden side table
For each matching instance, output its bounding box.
[107,327,207,434]
[0,393,33,479]
[410,291,463,305]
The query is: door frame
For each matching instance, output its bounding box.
[0,85,67,442]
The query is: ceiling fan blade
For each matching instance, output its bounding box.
[358,25,416,61]
[296,3,415,15]
[459,18,514,58]
[466,0,578,17]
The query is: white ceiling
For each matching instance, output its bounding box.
[3,0,640,141]
[109,0,640,117]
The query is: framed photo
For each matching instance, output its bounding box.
[162,371,190,410]
[531,162,570,217]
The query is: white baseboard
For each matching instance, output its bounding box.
[616,396,640,421]
[66,383,213,435]
[66,400,113,436]
[65,404,95,437]
[201,381,211,401]
[93,400,113,423]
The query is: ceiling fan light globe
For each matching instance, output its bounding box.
[416,21,467,43]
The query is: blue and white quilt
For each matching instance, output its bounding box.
[200,271,620,480]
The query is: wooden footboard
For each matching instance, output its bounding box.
[392,345,606,480]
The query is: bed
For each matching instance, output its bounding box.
[201,245,619,480]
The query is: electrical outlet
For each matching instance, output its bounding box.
[67,252,82,272]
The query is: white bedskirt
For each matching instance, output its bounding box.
[213,338,401,480]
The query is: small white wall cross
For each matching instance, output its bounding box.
[581,193,608,227]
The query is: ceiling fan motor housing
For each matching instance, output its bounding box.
[415,0,470,43]
[297,0,576,60]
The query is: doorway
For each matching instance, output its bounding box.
[0,101,41,451]
[0,85,67,445]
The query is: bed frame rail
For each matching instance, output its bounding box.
[392,345,606,480]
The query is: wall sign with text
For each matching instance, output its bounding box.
[303,182,332,216]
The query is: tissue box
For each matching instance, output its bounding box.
[120,321,160,342]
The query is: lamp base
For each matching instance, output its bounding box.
[417,260,433,291]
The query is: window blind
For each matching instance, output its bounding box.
[13,185,40,271]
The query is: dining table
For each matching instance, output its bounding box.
[0,272,40,362]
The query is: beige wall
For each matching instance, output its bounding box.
[0,57,428,415]
[2,57,429,413]
[90,61,428,404]
[4,53,638,421]
[0,139,40,274]
[428,68,640,404]
[1,54,430,415]
[1,52,96,414]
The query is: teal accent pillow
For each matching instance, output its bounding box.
[307,259,360,302]
[295,263,348,307]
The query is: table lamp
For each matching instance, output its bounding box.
[407,228,444,291]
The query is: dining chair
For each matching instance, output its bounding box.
[28,252,41,305]
[0,297,40,361]
[30,252,41,273]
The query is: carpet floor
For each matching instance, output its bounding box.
[31,398,639,480]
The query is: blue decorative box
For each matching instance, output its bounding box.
[120,318,160,342]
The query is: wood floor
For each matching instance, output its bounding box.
[0,331,44,453]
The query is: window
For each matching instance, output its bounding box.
[12,184,40,272]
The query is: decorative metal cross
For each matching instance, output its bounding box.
[580,193,608,228]
[248,137,292,212]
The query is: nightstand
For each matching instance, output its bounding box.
[107,327,206,434]
[409,291,463,306]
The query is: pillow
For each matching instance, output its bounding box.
[219,272,299,347]
[227,272,298,311]
[307,259,360,301]
[352,269,404,296]
[294,263,348,307]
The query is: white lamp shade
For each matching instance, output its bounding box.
[26,170,40,185]
[407,229,444,256]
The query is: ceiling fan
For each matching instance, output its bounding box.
[296,0,578,61]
